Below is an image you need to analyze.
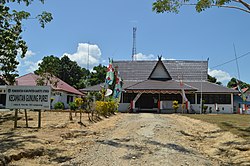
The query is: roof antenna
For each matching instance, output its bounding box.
[234,43,241,80]
[132,27,137,61]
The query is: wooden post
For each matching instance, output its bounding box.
[24,109,28,127]
[38,109,41,128]
[14,109,18,128]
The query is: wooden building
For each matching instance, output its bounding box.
[82,58,238,113]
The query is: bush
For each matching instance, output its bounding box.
[54,102,65,110]
[172,100,179,113]
[95,100,118,116]
[74,97,84,108]
[69,102,77,111]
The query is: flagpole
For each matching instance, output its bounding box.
[200,60,203,114]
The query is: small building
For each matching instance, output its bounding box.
[82,57,238,113]
[0,77,7,108]
[15,73,83,109]
[233,87,250,114]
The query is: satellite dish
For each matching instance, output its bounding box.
[105,89,112,96]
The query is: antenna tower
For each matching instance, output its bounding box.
[132,27,137,61]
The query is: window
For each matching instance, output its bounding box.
[67,95,74,104]
[197,94,231,104]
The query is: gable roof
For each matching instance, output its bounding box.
[16,73,83,96]
[148,58,171,80]
[113,60,208,81]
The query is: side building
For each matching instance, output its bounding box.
[81,58,238,113]
[15,73,83,109]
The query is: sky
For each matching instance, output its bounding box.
[8,0,250,85]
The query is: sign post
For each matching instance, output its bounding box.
[6,86,51,128]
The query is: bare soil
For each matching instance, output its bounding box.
[0,111,250,166]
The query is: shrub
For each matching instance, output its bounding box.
[69,102,77,111]
[172,100,179,113]
[54,102,65,110]
[74,97,84,108]
[95,100,118,116]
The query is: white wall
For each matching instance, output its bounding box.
[191,104,233,114]
[51,91,78,109]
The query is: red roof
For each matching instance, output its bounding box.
[16,73,83,96]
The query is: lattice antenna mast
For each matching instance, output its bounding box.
[132,27,137,61]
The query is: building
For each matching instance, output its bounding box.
[233,87,250,114]
[82,57,238,113]
[0,77,7,108]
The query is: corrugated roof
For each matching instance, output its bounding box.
[185,81,238,93]
[113,60,208,81]
[80,80,141,92]
[16,73,83,96]
[81,80,236,94]
[126,80,196,91]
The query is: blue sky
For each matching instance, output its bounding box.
[9,0,250,85]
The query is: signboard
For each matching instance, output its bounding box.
[6,86,51,110]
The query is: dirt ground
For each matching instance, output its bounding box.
[0,110,250,166]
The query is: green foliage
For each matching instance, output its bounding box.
[196,0,212,12]
[0,0,52,85]
[172,100,179,113]
[54,102,65,110]
[207,74,222,85]
[153,0,181,13]
[35,55,61,76]
[69,102,77,111]
[201,100,208,113]
[89,64,107,86]
[35,55,91,89]
[227,77,250,89]
[152,0,250,14]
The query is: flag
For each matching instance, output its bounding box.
[113,70,122,100]
[180,80,188,103]
[105,58,114,86]
[236,79,247,101]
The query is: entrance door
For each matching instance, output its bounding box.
[136,94,158,110]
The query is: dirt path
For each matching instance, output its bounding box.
[1,112,250,166]
[65,113,221,166]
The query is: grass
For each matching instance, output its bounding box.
[183,114,250,142]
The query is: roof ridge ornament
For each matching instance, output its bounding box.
[158,55,162,61]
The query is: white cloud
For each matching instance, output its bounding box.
[25,50,36,59]
[16,49,39,75]
[24,60,41,73]
[208,68,232,83]
[134,53,156,60]
[64,43,102,69]
[17,49,36,59]
[133,53,174,61]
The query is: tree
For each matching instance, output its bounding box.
[35,55,60,86]
[207,74,222,85]
[227,77,250,89]
[89,64,106,86]
[59,55,86,88]
[35,55,61,76]
[35,55,91,89]
[152,0,250,14]
[0,0,52,85]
